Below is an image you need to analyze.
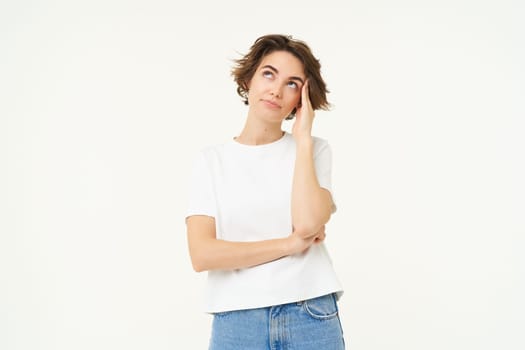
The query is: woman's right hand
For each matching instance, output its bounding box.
[287,225,326,255]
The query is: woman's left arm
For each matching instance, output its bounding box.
[291,81,334,238]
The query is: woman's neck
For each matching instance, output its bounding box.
[235,117,284,146]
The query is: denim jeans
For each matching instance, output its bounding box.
[209,293,345,350]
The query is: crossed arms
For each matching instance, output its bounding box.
[186,137,334,272]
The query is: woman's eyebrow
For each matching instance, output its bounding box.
[261,65,305,85]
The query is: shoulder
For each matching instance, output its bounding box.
[287,133,330,148]
[311,135,329,146]
[193,140,230,160]
[310,135,332,156]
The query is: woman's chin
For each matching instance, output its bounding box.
[259,109,292,123]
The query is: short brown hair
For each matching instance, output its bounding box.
[231,34,330,119]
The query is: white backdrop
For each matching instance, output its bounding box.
[1,0,524,349]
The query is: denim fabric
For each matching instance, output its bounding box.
[209,293,345,350]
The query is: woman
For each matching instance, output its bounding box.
[186,34,345,349]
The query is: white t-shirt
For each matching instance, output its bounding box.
[186,132,343,313]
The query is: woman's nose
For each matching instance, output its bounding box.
[270,83,283,98]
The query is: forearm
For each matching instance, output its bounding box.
[191,237,291,272]
[291,137,332,237]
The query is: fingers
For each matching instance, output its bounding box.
[301,80,311,110]
[289,225,327,254]
[301,80,307,106]
[313,227,327,244]
[314,232,326,243]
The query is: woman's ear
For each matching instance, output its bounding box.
[241,81,251,104]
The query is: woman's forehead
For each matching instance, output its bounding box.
[258,51,305,78]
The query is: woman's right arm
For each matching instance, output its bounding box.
[186,215,324,272]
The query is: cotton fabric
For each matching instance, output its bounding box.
[186,132,343,313]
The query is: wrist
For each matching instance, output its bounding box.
[295,135,313,149]
[282,235,299,256]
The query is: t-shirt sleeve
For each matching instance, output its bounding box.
[186,150,217,220]
[314,139,337,213]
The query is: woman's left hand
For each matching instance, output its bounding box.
[292,80,314,141]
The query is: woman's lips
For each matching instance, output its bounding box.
[262,99,281,109]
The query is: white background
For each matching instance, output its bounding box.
[1,0,524,349]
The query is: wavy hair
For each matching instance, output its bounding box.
[231,34,330,119]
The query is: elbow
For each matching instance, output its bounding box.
[188,237,215,272]
[293,222,324,238]
[192,263,206,273]
[293,226,316,238]
[191,259,208,273]
[189,252,209,273]
[293,213,331,237]
[292,199,332,237]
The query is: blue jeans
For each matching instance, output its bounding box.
[209,293,345,350]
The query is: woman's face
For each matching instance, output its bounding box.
[247,50,305,122]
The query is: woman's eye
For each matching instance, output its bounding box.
[287,81,298,89]
[263,71,273,78]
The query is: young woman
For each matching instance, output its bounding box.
[186,34,345,349]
